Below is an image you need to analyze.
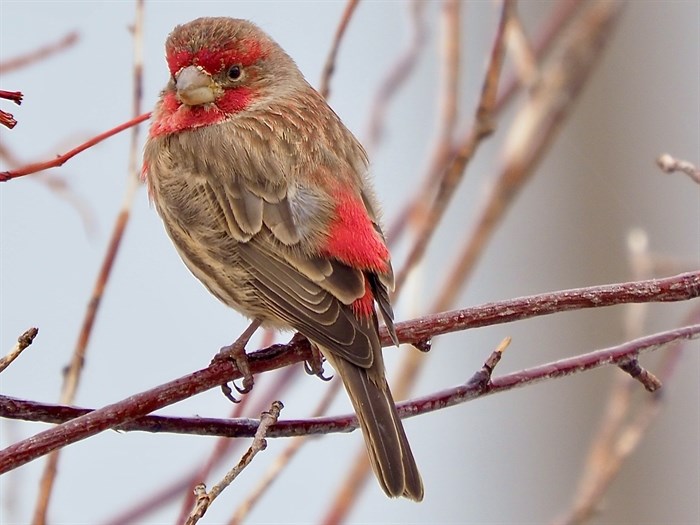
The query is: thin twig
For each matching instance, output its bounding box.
[318,0,361,100]
[173,329,279,524]
[656,153,700,184]
[393,0,512,295]
[495,0,586,114]
[386,0,458,245]
[31,5,145,523]
[387,0,586,245]
[106,361,298,525]
[0,328,38,373]
[552,235,698,525]
[465,337,511,391]
[0,32,78,74]
[0,90,23,129]
[0,112,150,182]
[365,0,428,152]
[0,90,23,104]
[505,7,539,89]
[229,378,342,524]
[432,0,625,312]
[184,401,283,525]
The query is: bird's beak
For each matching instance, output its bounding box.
[175,66,217,106]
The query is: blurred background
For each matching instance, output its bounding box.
[1,1,698,524]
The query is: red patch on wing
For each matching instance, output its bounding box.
[149,89,252,137]
[352,278,375,319]
[321,187,390,273]
[166,40,265,76]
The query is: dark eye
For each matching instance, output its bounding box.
[227,65,242,80]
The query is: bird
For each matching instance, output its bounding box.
[143,17,423,501]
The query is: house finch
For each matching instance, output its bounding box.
[143,17,423,501]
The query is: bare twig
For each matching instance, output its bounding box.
[173,329,276,523]
[656,153,700,184]
[495,0,585,113]
[229,379,342,524]
[106,361,298,525]
[0,90,24,105]
[365,0,428,152]
[552,235,698,525]
[0,32,78,74]
[31,5,145,523]
[184,401,283,525]
[385,0,458,245]
[616,358,662,392]
[0,112,150,182]
[0,328,38,373]
[0,90,23,128]
[505,8,538,89]
[393,0,511,295]
[387,0,586,246]
[318,0,360,100]
[432,0,625,312]
[551,314,697,525]
[465,337,511,391]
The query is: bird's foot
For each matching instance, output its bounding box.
[213,319,262,401]
[304,342,332,382]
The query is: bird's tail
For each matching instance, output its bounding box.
[323,350,424,501]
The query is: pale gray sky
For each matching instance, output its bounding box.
[1,2,698,524]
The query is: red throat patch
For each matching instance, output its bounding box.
[149,89,252,137]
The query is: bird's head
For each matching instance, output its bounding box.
[151,17,301,136]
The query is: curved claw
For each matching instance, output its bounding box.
[234,375,254,395]
[220,382,241,404]
[304,359,333,381]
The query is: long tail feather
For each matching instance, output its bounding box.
[322,349,424,501]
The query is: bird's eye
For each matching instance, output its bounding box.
[227,65,242,80]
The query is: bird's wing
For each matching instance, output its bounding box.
[202,171,395,367]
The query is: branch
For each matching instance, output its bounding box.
[365,0,428,152]
[432,0,625,311]
[392,0,511,294]
[184,401,283,525]
[0,271,698,473]
[318,0,360,100]
[31,5,146,523]
[656,153,700,184]
[0,328,38,373]
[2,326,696,441]
[0,112,150,182]
[0,32,78,74]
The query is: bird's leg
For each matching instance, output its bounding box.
[304,341,332,382]
[214,319,262,398]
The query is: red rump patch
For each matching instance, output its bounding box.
[166,40,264,76]
[149,89,252,137]
[352,279,375,319]
[321,187,390,273]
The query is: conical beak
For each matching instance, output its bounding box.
[175,66,217,106]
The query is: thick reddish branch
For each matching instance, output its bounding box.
[2,324,697,442]
[0,271,697,473]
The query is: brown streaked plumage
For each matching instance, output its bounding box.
[143,17,423,500]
